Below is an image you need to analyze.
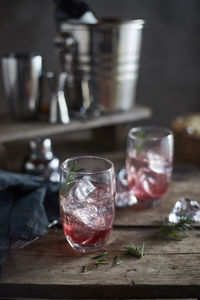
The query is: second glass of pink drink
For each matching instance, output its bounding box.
[126,127,174,202]
[59,156,116,252]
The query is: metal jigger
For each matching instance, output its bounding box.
[47,72,70,124]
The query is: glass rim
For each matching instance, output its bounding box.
[60,155,114,175]
[128,126,173,141]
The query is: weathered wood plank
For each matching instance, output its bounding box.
[0,228,200,299]
[0,255,199,299]
[6,228,200,257]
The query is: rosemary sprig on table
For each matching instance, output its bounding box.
[83,259,109,272]
[95,259,109,266]
[83,252,126,272]
[83,252,109,272]
[83,264,95,273]
[115,255,124,265]
[92,252,108,260]
[125,242,145,259]
[160,216,194,240]
[82,242,146,272]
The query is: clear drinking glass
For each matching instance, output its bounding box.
[126,126,174,202]
[59,156,116,252]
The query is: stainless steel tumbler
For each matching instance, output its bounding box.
[1,53,42,120]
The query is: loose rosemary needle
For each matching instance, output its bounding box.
[125,242,145,259]
[115,255,124,265]
[92,252,108,260]
[83,252,109,272]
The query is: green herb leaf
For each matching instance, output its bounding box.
[82,264,95,273]
[135,130,145,152]
[125,242,145,259]
[92,252,108,260]
[95,259,108,266]
[82,256,109,272]
[65,161,84,194]
[71,161,78,172]
[115,255,124,265]
[160,215,194,240]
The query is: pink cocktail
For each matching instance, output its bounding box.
[59,156,116,252]
[126,127,173,201]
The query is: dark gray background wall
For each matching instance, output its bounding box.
[0,0,200,126]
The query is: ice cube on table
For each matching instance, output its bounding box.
[168,197,200,223]
[147,151,167,174]
[73,178,96,201]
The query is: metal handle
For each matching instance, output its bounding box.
[47,72,70,124]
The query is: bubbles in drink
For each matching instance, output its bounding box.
[72,178,96,201]
[60,180,115,246]
[126,150,172,201]
[147,151,168,174]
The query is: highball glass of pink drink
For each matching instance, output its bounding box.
[126,127,173,201]
[59,156,116,252]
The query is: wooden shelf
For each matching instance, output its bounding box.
[0,106,151,143]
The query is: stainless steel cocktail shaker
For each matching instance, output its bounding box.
[1,53,42,121]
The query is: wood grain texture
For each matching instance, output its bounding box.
[0,228,200,299]
[0,106,151,143]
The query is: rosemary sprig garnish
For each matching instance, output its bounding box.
[65,161,77,187]
[160,216,194,240]
[135,130,145,152]
[65,161,84,193]
[71,161,78,172]
[115,255,124,265]
[125,242,145,259]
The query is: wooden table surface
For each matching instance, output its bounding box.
[0,163,200,299]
